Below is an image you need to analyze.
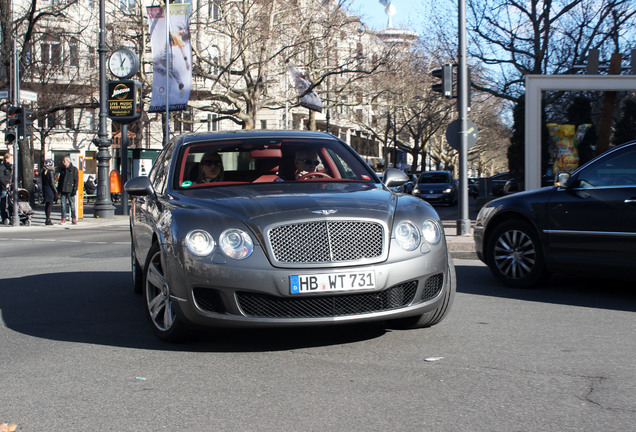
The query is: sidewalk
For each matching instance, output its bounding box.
[442,222,478,260]
[2,199,478,259]
[1,200,129,230]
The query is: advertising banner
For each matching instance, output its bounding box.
[288,66,323,112]
[147,4,192,113]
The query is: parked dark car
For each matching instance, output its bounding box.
[489,172,516,196]
[474,140,636,288]
[413,171,458,205]
[503,175,555,195]
[126,131,456,341]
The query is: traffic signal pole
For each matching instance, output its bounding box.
[10,39,20,227]
[456,0,471,236]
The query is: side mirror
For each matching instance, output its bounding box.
[125,176,154,196]
[383,168,409,188]
[557,172,570,187]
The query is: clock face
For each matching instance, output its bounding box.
[109,48,139,79]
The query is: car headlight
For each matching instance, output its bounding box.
[220,229,254,259]
[185,230,215,256]
[442,188,452,194]
[395,221,421,251]
[422,219,441,245]
[413,186,420,194]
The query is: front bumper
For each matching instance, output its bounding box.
[161,241,451,328]
[414,193,454,205]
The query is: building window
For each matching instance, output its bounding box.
[69,38,79,67]
[89,47,96,68]
[47,113,58,130]
[42,40,62,66]
[41,43,50,64]
[260,120,267,129]
[89,109,97,131]
[184,111,192,132]
[120,0,136,10]
[66,109,74,129]
[209,1,222,20]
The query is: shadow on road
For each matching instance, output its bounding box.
[0,271,386,351]
[455,262,636,313]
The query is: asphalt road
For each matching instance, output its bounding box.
[1,222,635,431]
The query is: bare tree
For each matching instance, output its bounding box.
[464,0,635,102]
[2,0,97,199]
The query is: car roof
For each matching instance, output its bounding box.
[176,130,338,144]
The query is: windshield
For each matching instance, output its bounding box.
[173,137,377,189]
[418,172,451,184]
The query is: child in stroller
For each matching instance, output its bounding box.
[8,188,34,226]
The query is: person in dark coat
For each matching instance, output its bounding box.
[57,156,79,224]
[84,175,97,195]
[41,159,57,225]
[0,152,13,225]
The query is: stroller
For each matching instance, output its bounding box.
[9,188,34,226]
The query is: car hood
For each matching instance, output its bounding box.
[174,183,399,227]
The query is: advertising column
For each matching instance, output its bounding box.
[70,154,84,219]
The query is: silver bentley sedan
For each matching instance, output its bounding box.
[125,130,455,341]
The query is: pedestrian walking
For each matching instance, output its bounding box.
[0,152,13,225]
[57,156,79,224]
[41,159,58,225]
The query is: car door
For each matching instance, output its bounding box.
[546,144,636,271]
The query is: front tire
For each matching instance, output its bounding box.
[144,243,190,342]
[486,219,546,288]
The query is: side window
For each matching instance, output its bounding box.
[578,146,636,188]
[149,147,172,193]
[327,149,356,179]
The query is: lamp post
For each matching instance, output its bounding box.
[456,0,471,236]
[93,0,115,218]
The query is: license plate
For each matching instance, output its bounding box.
[290,271,376,294]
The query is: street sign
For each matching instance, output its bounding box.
[20,90,38,102]
[446,119,479,151]
[0,90,8,100]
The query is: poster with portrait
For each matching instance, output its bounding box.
[147,4,192,113]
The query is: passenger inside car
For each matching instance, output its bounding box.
[196,152,224,183]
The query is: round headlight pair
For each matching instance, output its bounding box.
[185,229,253,259]
[395,219,441,251]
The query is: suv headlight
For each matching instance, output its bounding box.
[220,229,254,259]
[395,221,421,251]
[185,230,215,256]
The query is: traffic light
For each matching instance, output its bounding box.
[5,130,16,143]
[431,64,453,98]
[18,107,33,140]
[7,105,20,128]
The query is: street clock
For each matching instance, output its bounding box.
[108,47,140,79]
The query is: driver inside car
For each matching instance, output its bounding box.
[295,149,323,180]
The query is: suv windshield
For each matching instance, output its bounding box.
[418,172,451,184]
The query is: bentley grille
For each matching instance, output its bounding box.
[268,221,384,264]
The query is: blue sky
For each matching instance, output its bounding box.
[350,0,419,32]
